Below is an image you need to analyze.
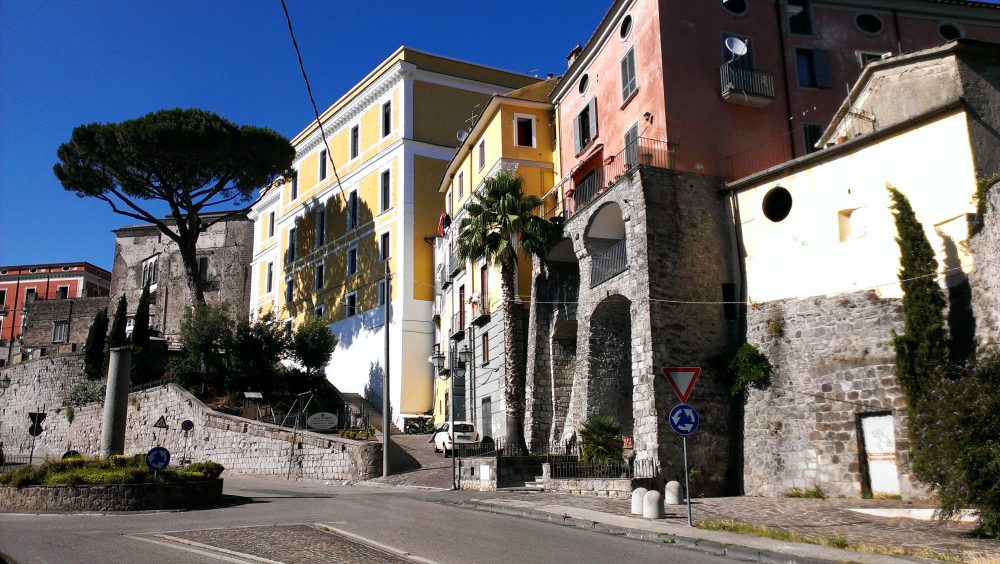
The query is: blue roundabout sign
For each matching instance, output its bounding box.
[669,404,699,437]
[145,446,171,471]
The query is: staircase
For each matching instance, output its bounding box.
[498,475,546,493]
[339,392,401,435]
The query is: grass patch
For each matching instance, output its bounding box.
[784,485,827,499]
[697,519,967,562]
[0,456,224,487]
[872,492,902,501]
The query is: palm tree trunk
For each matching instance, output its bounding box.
[501,255,528,455]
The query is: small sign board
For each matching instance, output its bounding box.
[145,446,170,471]
[181,419,194,432]
[307,412,339,431]
[664,367,701,404]
[153,415,169,430]
[669,404,699,437]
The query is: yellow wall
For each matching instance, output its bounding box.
[737,110,977,303]
[413,82,495,149]
[414,156,447,301]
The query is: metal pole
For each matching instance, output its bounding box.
[382,261,391,478]
[450,367,456,490]
[683,435,693,527]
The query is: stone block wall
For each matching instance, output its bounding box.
[0,354,88,452]
[0,480,223,512]
[970,180,1000,346]
[742,291,929,499]
[21,297,109,355]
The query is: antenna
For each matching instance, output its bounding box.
[456,130,469,142]
[724,36,749,64]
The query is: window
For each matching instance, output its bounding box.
[380,232,391,261]
[285,277,295,302]
[268,211,275,237]
[319,151,328,181]
[721,0,747,16]
[803,123,823,153]
[573,98,598,154]
[287,228,297,263]
[141,256,158,288]
[762,187,793,222]
[482,333,490,364]
[620,47,638,102]
[25,288,37,302]
[619,14,633,39]
[350,125,360,160]
[457,172,464,198]
[198,256,209,281]
[314,305,325,319]
[52,321,68,343]
[347,247,358,276]
[795,48,832,88]
[477,140,486,170]
[938,23,963,41]
[316,205,326,247]
[348,190,359,230]
[378,279,386,306]
[514,114,535,148]
[380,170,391,213]
[856,13,883,35]
[346,292,357,317]
[382,101,392,137]
[624,123,639,166]
[291,171,299,199]
[284,320,293,339]
[315,264,324,290]
[0,289,6,307]
[56,286,69,300]
[480,265,489,305]
[578,73,589,94]
[787,0,812,35]
[266,262,274,293]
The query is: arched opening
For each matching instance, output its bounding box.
[587,294,633,437]
[584,202,627,287]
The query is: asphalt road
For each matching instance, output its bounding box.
[0,476,734,564]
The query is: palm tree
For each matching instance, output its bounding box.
[456,170,556,453]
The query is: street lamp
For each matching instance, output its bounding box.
[0,374,10,396]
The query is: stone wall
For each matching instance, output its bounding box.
[0,480,223,512]
[0,354,87,452]
[970,180,1000,346]
[742,291,929,499]
[21,297,109,356]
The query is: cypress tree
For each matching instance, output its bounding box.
[108,295,128,349]
[131,284,152,380]
[83,309,109,380]
[888,186,948,409]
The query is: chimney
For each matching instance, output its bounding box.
[566,45,583,67]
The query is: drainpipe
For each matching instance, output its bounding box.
[774,0,797,160]
[892,9,902,55]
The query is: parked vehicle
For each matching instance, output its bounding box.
[433,421,480,456]
[404,416,434,435]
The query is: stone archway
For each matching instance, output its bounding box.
[586,294,633,436]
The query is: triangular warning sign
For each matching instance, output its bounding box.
[153,415,169,429]
[664,367,701,403]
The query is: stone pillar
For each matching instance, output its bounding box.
[99,347,131,458]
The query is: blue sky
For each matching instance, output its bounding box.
[0,0,609,270]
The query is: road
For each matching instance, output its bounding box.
[0,476,733,564]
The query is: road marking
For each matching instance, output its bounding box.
[314,523,438,564]
[128,534,270,563]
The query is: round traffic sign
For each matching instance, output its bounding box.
[145,446,171,471]
[668,404,699,437]
[181,419,194,432]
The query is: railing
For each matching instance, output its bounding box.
[474,295,491,321]
[550,457,659,480]
[129,377,172,393]
[590,239,628,287]
[0,453,33,471]
[459,437,581,459]
[451,309,465,338]
[725,136,795,181]
[719,64,774,100]
[439,267,451,289]
[449,253,464,277]
[563,137,676,219]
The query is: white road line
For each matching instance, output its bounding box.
[128,534,259,563]
[130,534,284,564]
[313,524,438,564]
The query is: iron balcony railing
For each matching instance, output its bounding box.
[563,137,676,219]
[449,253,464,277]
[451,309,466,339]
[473,294,491,323]
[720,64,774,100]
[438,267,450,290]
[590,239,628,287]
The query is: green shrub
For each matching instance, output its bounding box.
[785,485,827,499]
[579,415,624,463]
[0,466,47,487]
[68,379,106,406]
[0,457,223,487]
[41,457,86,473]
[728,343,773,398]
[184,461,224,480]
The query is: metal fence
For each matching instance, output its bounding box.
[720,64,774,99]
[0,453,33,471]
[590,239,628,288]
[458,437,581,459]
[550,457,659,480]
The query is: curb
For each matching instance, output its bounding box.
[446,500,869,564]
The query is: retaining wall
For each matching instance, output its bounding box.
[0,479,222,512]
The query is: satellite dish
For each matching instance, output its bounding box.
[725,36,748,58]
[456,130,469,142]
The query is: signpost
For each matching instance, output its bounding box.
[664,367,701,527]
[181,420,194,466]
[27,411,45,465]
[145,446,170,479]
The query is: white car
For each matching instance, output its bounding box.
[433,422,480,456]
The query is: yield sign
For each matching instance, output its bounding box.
[664,367,701,403]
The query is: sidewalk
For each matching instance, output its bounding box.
[452,491,1000,562]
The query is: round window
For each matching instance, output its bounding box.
[856,13,883,34]
[29,268,37,273]
[62,265,71,271]
[620,15,633,39]
[938,23,962,41]
[578,73,590,95]
[762,187,793,222]
[721,0,748,16]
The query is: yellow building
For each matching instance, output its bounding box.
[431,78,559,436]
[249,48,537,427]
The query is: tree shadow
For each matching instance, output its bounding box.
[940,233,976,366]
[364,361,384,411]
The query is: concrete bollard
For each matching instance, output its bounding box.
[665,480,682,504]
[99,347,131,458]
[631,487,648,514]
[642,489,664,519]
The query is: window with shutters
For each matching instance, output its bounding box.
[268,211,275,237]
[457,172,464,198]
[52,320,68,343]
[266,262,274,293]
[478,140,486,170]
[382,101,392,137]
[620,47,638,103]
[350,125,360,160]
[316,204,326,247]
[795,48,832,88]
[573,98,599,155]
[624,123,639,167]
[348,190,359,230]
[380,231,390,261]
[347,246,358,276]
[380,170,391,213]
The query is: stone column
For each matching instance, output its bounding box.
[99,347,131,458]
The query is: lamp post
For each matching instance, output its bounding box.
[429,348,456,488]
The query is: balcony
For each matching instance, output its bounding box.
[432,296,444,321]
[450,310,466,340]
[590,239,628,288]
[449,253,465,277]
[720,64,774,108]
[562,137,676,219]
[472,295,491,325]
[438,267,451,290]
